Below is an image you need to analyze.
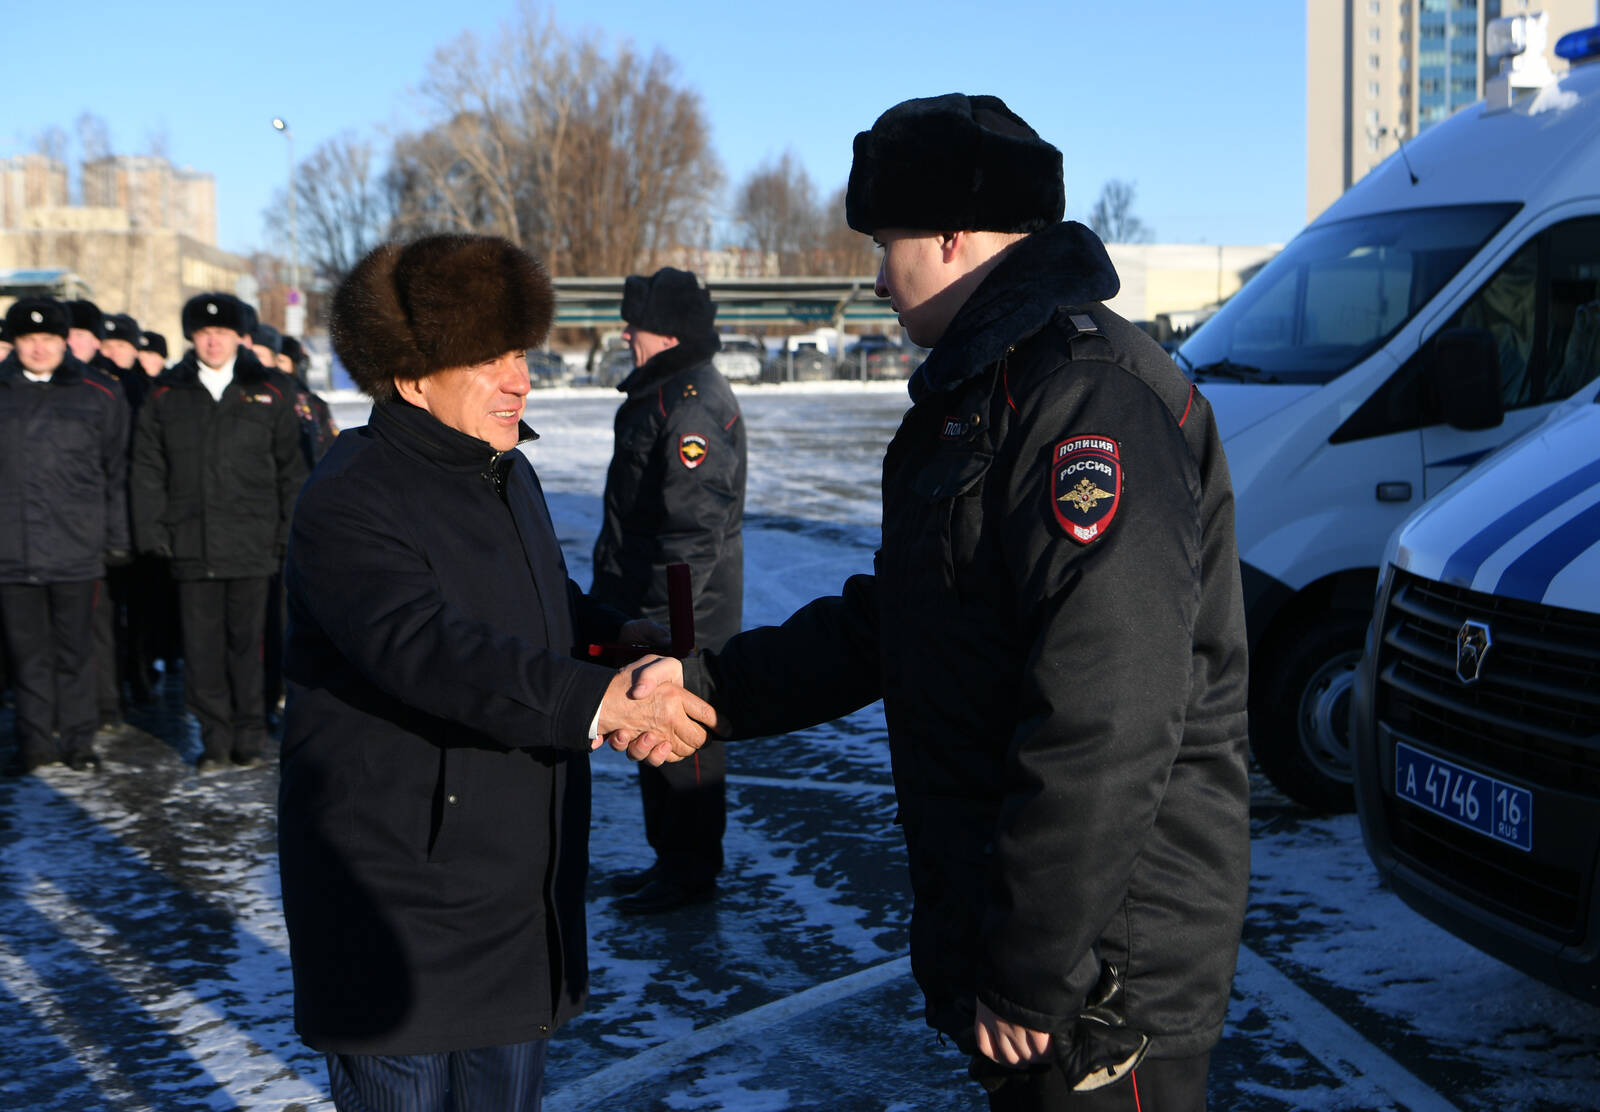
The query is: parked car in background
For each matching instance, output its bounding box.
[714,334,765,382]
[1170,15,1600,812]
[763,338,836,382]
[593,337,634,389]
[527,349,567,387]
[839,334,920,380]
[1352,370,1600,1004]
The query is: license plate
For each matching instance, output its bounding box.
[1394,742,1533,852]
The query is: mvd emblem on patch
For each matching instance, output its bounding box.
[1051,436,1121,544]
[679,433,709,469]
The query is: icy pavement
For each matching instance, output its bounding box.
[1,384,1598,1112]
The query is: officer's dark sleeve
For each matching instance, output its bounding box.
[101,387,130,554]
[129,396,169,555]
[975,366,1206,1032]
[636,396,742,617]
[569,579,628,646]
[682,571,881,740]
[288,471,613,753]
[272,392,310,554]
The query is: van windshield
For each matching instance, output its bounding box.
[1175,203,1520,385]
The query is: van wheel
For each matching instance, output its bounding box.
[1251,612,1368,813]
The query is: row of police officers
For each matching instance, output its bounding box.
[0,291,333,774]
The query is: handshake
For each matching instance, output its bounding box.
[592,619,717,766]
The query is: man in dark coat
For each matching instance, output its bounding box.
[130,292,308,770]
[0,298,129,774]
[592,266,747,915]
[278,233,716,1112]
[629,94,1251,1110]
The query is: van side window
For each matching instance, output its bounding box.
[1334,216,1600,442]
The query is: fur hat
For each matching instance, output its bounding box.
[279,335,303,362]
[141,330,168,358]
[252,322,282,355]
[621,267,716,341]
[66,299,105,338]
[845,93,1064,236]
[182,292,252,339]
[6,297,71,339]
[102,313,141,345]
[331,233,554,402]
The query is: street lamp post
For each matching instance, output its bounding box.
[271,117,302,336]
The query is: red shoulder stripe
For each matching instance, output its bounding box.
[83,379,116,401]
[1178,384,1195,428]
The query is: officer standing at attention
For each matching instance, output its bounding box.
[592,267,747,915]
[634,94,1250,1109]
[131,293,307,771]
[0,298,129,774]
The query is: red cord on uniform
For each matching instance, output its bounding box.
[1131,1069,1142,1112]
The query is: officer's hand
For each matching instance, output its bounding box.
[975,1000,1052,1067]
[103,549,132,568]
[597,655,717,765]
[618,618,672,652]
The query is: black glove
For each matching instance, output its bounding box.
[969,962,1150,1095]
[103,548,132,568]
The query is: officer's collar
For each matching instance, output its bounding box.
[617,332,721,395]
[909,221,1120,401]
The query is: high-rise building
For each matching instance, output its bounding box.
[82,156,217,245]
[1306,0,1598,222]
[0,155,69,230]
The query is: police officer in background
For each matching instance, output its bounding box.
[137,331,168,379]
[592,267,746,915]
[131,292,307,771]
[0,298,129,774]
[636,95,1250,1109]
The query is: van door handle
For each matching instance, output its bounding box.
[1376,482,1412,502]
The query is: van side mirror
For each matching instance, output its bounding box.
[1428,328,1504,430]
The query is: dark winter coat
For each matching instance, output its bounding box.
[129,349,307,580]
[278,397,626,1056]
[0,353,129,584]
[591,337,746,650]
[290,379,338,467]
[685,221,1251,1061]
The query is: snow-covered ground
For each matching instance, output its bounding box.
[1,383,1597,1112]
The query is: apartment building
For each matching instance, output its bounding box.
[1306,0,1599,222]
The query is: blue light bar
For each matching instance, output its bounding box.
[1555,24,1600,63]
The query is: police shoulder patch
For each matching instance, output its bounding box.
[1050,435,1121,544]
[679,433,709,469]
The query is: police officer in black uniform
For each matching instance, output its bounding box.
[638,95,1251,1110]
[592,267,746,914]
[131,293,308,771]
[0,298,129,774]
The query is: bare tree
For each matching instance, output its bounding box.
[810,184,878,277]
[733,150,817,276]
[31,126,69,163]
[264,131,395,287]
[75,112,111,164]
[1087,179,1152,244]
[388,2,722,276]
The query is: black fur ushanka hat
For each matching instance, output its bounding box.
[331,234,554,402]
[5,297,70,339]
[141,331,168,357]
[66,299,105,338]
[621,267,716,341]
[102,313,141,345]
[182,292,252,339]
[845,93,1065,236]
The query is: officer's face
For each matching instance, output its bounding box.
[67,328,100,363]
[193,326,242,370]
[874,229,962,348]
[403,350,531,452]
[102,338,139,370]
[0,339,11,361]
[275,352,294,374]
[622,325,678,369]
[15,333,67,376]
[137,350,166,377]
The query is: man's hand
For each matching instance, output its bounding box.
[975,1000,1051,1067]
[597,655,717,765]
[618,618,672,652]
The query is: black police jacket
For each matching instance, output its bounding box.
[129,349,308,580]
[591,337,746,650]
[685,222,1251,1060]
[0,353,129,584]
[278,398,626,1055]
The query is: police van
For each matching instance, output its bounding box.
[1349,370,1600,1002]
[1172,17,1600,810]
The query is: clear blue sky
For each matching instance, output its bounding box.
[6,0,1307,257]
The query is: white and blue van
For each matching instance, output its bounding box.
[1350,370,1600,1003]
[1173,18,1600,809]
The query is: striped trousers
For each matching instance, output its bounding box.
[326,1040,548,1112]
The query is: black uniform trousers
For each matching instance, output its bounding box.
[177,577,270,762]
[92,574,120,724]
[985,1052,1210,1112]
[0,581,99,766]
[326,1039,549,1112]
[638,737,726,885]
